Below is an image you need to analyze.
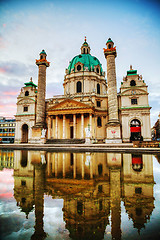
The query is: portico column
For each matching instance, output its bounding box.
[63,115,66,139]
[90,157,93,179]
[63,153,65,178]
[89,113,92,137]
[52,117,54,138]
[55,153,58,177]
[82,153,84,179]
[73,114,76,138]
[55,115,58,139]
[94,116,97,139]
[73,153,76,179]
[48,117,51,139]
[47,153,51,176]
[81,113,84,138]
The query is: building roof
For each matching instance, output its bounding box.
[127,69,137,76]
[68,53,103,75]
[106,38,114,44]
[24,81,37,88]
[40,49,47,55]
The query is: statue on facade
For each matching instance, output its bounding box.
[41,129,46,138]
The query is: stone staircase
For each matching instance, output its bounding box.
[46,139,85,144]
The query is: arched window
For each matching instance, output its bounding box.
[98,164,103,175]
[136,207,142,216]
[130,119,141,127]
[108,44,111,49]
[96,68,99,74]
[77,81,82,93]
[77,201,83,215]
[22,124,28,143]
[97,83,100,94]
[21,150,28,167]
[83,48,85,54]
[25,91,29,96]
[130,80,136,86]
[40,55,43,59]
[99,200,103,211]
[97,117,102,127]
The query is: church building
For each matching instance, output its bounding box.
[15,38,151,144]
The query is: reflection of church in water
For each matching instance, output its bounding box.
[13,150,155,239]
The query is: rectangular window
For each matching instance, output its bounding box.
[97,101,101,107]
[131,98,137,105]
[135,187,142,194]
[24,106,28,112]
[21,180,26,186]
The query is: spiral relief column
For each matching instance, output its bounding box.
[31,50,50,143]
[104,38,122,143]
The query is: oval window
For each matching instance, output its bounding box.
[25,91,29,96]
[130,80,136,86]
[77,65,81,71]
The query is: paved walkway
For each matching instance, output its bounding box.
[0,143,160,153]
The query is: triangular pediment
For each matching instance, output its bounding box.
[48,99,91,111]
[121,88,147,95]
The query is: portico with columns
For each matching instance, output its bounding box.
[47,99,107,140]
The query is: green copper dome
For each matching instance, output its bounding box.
[68,54,103,75]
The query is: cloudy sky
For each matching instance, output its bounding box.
[0,0,160,126]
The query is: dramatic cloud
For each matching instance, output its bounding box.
[0,61,36,78]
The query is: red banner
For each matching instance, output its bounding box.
[130,127,141,132]
[132,157,142,164]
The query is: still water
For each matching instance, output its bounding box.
[0,150,160,240]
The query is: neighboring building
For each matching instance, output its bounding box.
[0,117,16,143]
[152,113,160,140]
[0,150,14,170]
[15,38,151,144]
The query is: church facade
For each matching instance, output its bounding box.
[15,38,151,144]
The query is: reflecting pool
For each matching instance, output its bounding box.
[0,150,160,240]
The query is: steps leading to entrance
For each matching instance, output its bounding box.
[46,139,85,144]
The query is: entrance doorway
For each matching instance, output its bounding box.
[22,124,28,143]
[70,126,74,139]
[130,119,141,141]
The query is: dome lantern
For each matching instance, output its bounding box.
[81,36,91,54]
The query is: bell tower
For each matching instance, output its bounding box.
[35,50,50,127]
[104,38,122,143]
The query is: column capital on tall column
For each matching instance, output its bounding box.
[103,38,117,58]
